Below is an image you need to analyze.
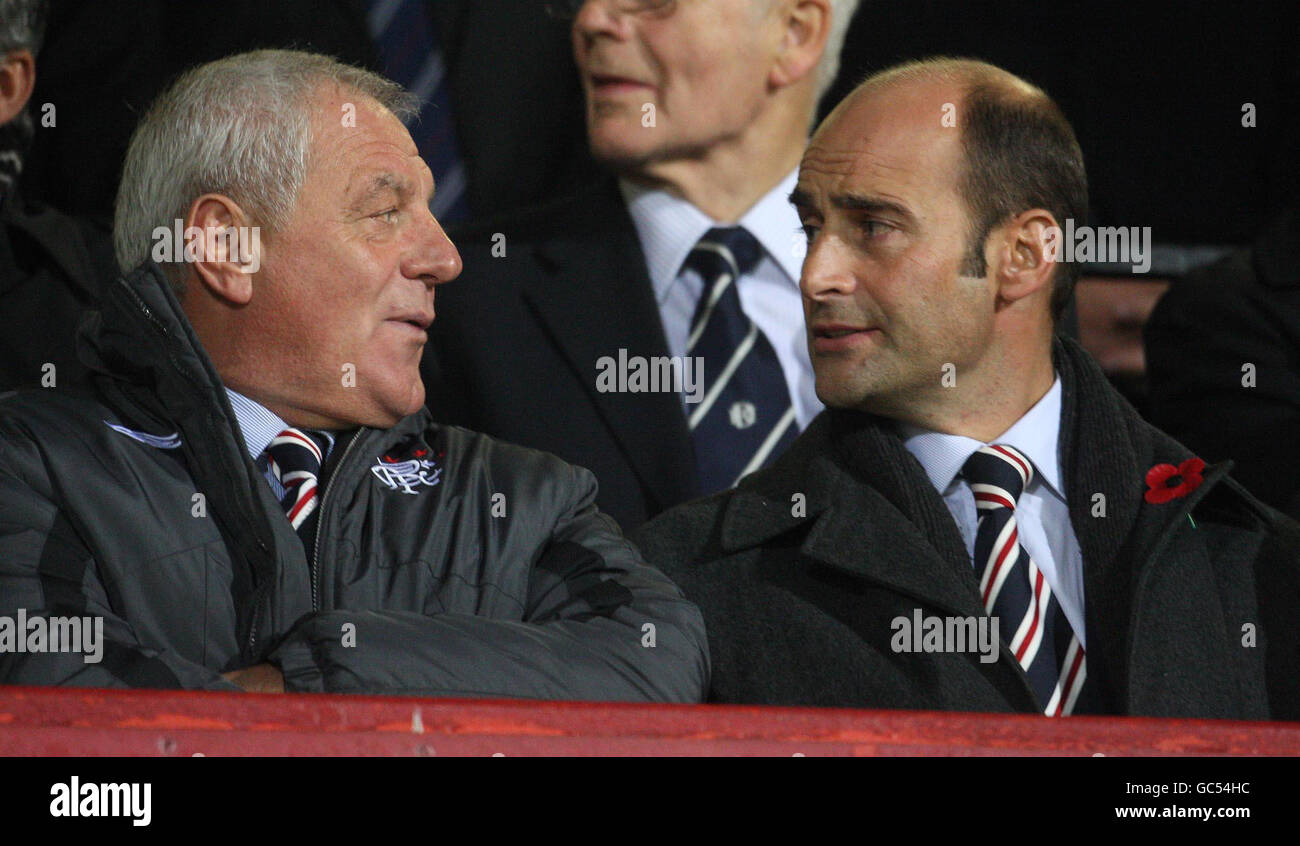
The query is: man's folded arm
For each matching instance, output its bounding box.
[269,465,710,702]
[0,457,239,691]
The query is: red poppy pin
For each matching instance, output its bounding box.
[1144,457,1206,505]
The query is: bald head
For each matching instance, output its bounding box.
[820,58,1088,321]
[842,56,1038,103]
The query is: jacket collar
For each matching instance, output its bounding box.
[80,261,238,432]
[78,260,436,656]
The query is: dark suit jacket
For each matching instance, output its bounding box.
[22,0,376,228]
[23,0,592,228]
[0,189,115,391]
[431,0,596,222]
[634,337,1300,719]
[1145,210,1300,520]
[425,180,697,532]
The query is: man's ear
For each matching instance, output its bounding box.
[0,49,36,126]
[988,209,1059,310]
[184,195,261,306]
[770,0,832,90]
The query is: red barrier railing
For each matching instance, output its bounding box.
[1,686,1297,756]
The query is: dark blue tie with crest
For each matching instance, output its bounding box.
[685,227,798,494]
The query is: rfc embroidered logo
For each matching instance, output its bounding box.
[371,446,442,495]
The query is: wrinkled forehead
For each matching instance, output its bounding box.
[305,87,430,196]
[308,86,418,157]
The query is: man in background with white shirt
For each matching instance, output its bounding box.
[634,57,1300,718]
[424,0,861,531]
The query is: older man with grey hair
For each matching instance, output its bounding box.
[0,48,707,701]
[0,0,115,391]
[425,0,862,532]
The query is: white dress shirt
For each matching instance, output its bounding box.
[896,377,1086,646]
[226,388,291,460]
[226,388,335,500]
[619,168,822,430]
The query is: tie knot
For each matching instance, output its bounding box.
[687,226,763,281]
[962,443,1033,510]
[264,428,328,481]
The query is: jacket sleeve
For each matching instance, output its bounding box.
[269,462,710,702]
[0,434,240,691]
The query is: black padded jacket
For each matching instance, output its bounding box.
[0,261,708,700]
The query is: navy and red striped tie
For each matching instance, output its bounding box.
[264,428,330,541]
[962,444,1086,716]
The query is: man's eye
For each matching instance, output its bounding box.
[862,220,893,238]
[375,208,399,224]
[799,223,820,243]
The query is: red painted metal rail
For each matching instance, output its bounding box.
[1,686,1297,756]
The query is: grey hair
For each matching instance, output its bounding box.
[0,0,47,55]
[113,49,418,292]
[815,0,861,102]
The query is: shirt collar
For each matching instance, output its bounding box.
[619,166,802,304]
[225,388,290,461]
[994,376,1064,497]
[226,389,338,462]
[898,376,1065,499]
[736,167,803,284]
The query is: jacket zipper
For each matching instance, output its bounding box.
[311,430,365,611]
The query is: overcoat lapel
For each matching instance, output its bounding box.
[808,413,986,619]
[1056,335,1147,711]
[1056,335,1243,714]
[724,409,1002,619]
[524,181,697,511]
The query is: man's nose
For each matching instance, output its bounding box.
[574,1,631,40]
[800,233,858,301]
[408,215,463,288]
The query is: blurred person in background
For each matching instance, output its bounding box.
[21,0,591,228]
[0,0,115,391]
[1145,208,1300,520]
[426,0,862,531]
